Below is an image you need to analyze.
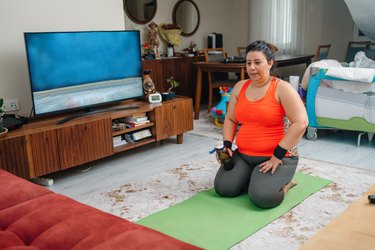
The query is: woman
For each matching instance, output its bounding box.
[214,40,308,208]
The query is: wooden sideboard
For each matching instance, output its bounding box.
[142,55,204,101]
[0,97,193,179]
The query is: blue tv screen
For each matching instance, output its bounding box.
[24,30,143,116]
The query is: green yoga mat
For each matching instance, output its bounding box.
[137,172,330,250]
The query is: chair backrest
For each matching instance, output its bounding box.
[203,48,226,62]
[203,48,229,81]
[345,41,371,62]
[364,42,375,60]
[313,44,331,62]
[237,46,247,58]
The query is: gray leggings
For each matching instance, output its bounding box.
[214,150,298,208]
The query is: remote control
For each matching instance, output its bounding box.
[368,195,375,204]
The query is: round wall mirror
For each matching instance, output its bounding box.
[124,0,157,25]
[172,0,200,36]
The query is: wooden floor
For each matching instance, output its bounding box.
[46,134,218,200]
[299,129,375,170]
[46,125,375,201]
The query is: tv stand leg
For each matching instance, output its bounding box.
[177,134,183,144]
[73,165,92,173]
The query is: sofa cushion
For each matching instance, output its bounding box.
[0,169,201,250]
[0,170,52,210]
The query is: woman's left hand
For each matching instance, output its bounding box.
[258,156,283,175]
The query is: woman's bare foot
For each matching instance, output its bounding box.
[283,179,297,193]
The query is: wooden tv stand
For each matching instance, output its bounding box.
[0,97,193,179]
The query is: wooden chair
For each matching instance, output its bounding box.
[364,42,375,60]
[203,48,237,113]
[237,46,247,58]
[345,41,371,62]
[313,44,331,62]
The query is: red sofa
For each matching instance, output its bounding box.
[0,169,201,250]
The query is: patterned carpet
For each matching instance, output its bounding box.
[82,112,375,249]
[82,156,375,248]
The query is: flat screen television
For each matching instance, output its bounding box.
[24,30,143,121]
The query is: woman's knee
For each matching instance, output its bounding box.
[214,178,243,197]
[247,157,298,208]
[248,189,284,208]
[213,150,251,197]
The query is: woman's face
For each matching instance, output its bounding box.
[246,51,273,82]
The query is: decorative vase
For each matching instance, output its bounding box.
[0,127,8,139]
[143,70,156,100]
[167,44,174,57]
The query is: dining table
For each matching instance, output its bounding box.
[193,54,314,119]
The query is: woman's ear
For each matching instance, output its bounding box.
[268,59,274,69]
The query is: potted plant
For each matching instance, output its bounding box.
[161,77,180,100]
[0,98,8,138]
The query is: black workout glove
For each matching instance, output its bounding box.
[221,140,234,170]
[223,140,232,150]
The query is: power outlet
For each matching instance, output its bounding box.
[4,99,20,112]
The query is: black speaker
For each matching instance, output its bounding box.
[208,33,223,48]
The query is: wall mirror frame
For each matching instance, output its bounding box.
[172,0,200,37]
[123,0,157,25]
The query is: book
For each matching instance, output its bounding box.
[113,135,128,147]
[124,134,134,143]
[125,120,150,128]
[131,129,152,141]
[113,140,127,147]
[132,112,147,118]
[134,117,149,122]
[123,115,149,123]
[113,135,122,144]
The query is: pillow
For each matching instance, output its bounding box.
[349,51,375,69]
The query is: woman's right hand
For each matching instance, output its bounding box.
[215,147,233,164]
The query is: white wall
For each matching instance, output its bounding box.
[0,0,125,116]
[304,0,324,56]
[297,0,354,61]
[321,0,354,61]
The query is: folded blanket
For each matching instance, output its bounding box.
[326,67,375,83]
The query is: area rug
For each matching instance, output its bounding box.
[137,173,331,250]
[187,111,223,140]
[81,155,375,249]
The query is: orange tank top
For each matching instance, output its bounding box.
[235,77,286,156]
